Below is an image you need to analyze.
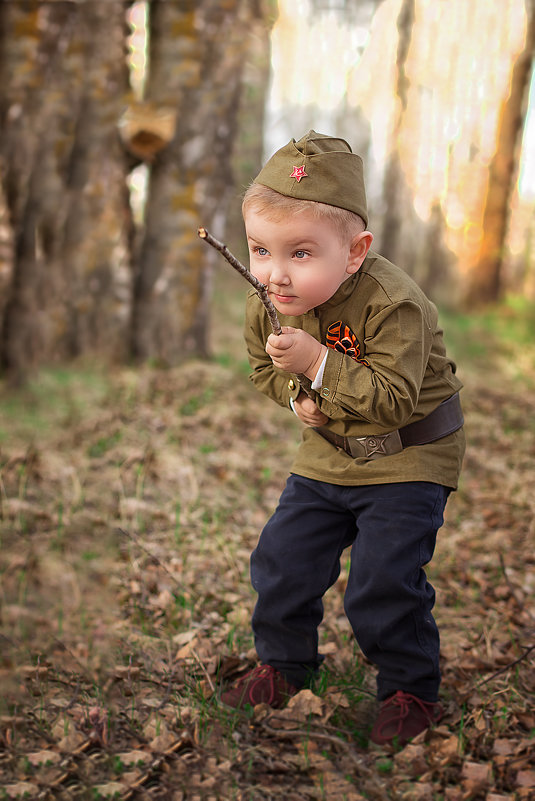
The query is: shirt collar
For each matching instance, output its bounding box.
[308,269,361,315]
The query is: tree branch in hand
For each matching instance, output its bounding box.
[198,227,281,335]
[198,227,314,399]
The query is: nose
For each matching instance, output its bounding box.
[269,260,290,286]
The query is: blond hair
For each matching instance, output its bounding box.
[242,183,366,243]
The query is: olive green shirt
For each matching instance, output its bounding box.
[244,250,465,489]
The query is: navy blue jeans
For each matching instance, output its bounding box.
[250,474,450,702]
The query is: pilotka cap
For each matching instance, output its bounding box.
[253,130,368,227]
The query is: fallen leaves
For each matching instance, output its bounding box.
[1,342,535,798]
[25,749,61,766]
[304,739,368,801]
[275,689,324,724]
[461,760,493,794]
[394,743,429,777]
[516,769,535,788]
[3,782,40,799]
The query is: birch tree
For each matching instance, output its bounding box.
[378,0,415,269]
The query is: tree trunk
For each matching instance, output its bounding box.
[466,0,535,306]
[131,0,260,365]
[0,178,13,344]
[0,1,131,379]
[227,0,276,262]
[0,2,69,378]
[59,1,133,360]
[379,0,415,266]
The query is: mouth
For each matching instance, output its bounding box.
[272,292,297,303]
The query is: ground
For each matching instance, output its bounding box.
[0,272,534,800]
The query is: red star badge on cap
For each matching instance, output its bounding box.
[290,165,308,182]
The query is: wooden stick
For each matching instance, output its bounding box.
[198,227,282,335]
[198,226,315,399]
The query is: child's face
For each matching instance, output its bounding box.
[244,207,369,316]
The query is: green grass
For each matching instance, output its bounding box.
[440,294,535,370]
[0,363,112,441]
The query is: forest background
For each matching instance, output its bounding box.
[1,1,535,800]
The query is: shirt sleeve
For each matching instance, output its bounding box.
[316,300,434,429]
[244,291,301,409]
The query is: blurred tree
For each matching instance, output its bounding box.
[0,0,272,376]
[226,0,277,263]
[349,0,534,305]
[131,0,269,365]
[0,181,12,341]
[378,0,415,269]
[467,0,535,305]
[0,1,132,380]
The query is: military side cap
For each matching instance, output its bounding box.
[253,130,368,226]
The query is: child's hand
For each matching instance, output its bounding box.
[266,327,327,379]
[294,393,329,427]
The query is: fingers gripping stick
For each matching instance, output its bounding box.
[198,227,314,399]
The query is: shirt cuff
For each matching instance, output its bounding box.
[311,351,328,391]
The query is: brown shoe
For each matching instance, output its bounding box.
[220,664,298,710]
[370,690,443,746]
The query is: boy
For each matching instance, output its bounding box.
[221,131,465,746]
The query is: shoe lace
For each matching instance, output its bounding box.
[377,690,436,738]
[237,665,279,706]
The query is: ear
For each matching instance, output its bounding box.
[346,231,373,274]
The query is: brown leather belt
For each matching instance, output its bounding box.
[315,392,463,460]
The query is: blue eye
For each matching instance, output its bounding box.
[254,247,269,256]
[294,250,307,259]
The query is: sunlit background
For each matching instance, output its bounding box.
[268,0,535,290]
[127,0,535,298]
